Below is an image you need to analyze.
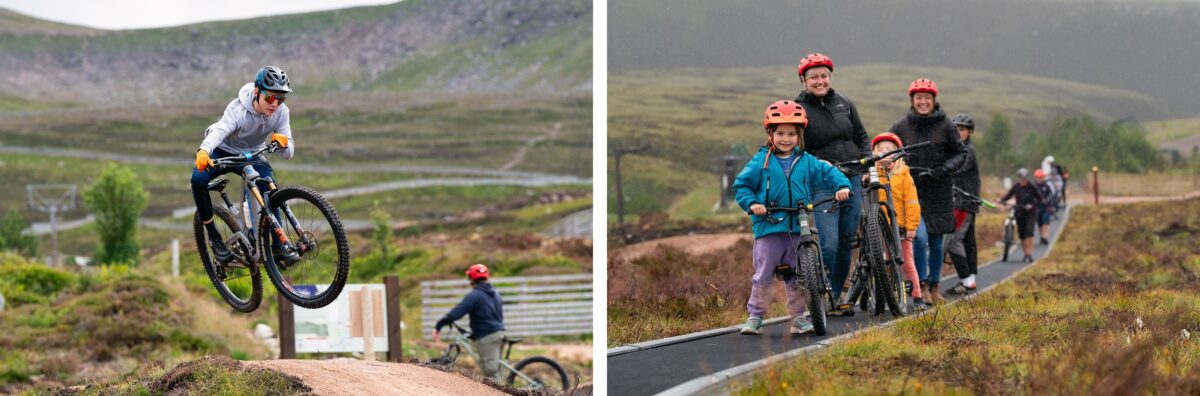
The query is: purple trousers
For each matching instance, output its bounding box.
[747,233,806,318]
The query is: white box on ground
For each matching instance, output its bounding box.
[292,284,388,353]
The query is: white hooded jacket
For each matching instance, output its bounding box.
[199,83,294,160]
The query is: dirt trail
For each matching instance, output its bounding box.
[245,359,504,396]
[615,233,749,261]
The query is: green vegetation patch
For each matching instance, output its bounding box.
[737,198,1200,395]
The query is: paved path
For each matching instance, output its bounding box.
[608,207,1070,396]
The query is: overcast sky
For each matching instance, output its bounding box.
[0,0,401,30]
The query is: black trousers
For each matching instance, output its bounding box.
[949,215,978,278]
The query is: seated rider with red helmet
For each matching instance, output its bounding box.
[433,264,507,381]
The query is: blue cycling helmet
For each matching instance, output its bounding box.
[255,66,292,93]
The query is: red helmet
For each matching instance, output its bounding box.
[466,263,489,280]
[908,78,938,97]
[763,100,808,129]
[1034,169,1046,178]
[797,53,834,79]
[872,132,904,148]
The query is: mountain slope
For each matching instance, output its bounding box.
[0,0,591,105]
[610,0,1200,117]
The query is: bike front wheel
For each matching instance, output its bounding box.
[262,185,351,308]
[1002,221,1015,262]
[877,208,907,316]
[799,244,828,336]
[507,356,570,391]
[194,206,262,312]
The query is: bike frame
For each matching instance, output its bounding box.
[757,196,844,312]
[444,323,542,387]
[210,143,314,267]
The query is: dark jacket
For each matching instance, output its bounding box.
[889,105,968,234]
[435,282,505,340]
[794,89,871,175]
[1001,181,1044,215]
[952,138,981,213]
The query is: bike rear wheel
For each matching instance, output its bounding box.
[194,206,262,312]
[262,185,351,309]
[799,244,828,335]
[507,356,570,391]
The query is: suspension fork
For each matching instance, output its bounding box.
[243,167,295,253]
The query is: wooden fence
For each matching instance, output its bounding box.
[1086,171,1200,197]
[420,273,592,340]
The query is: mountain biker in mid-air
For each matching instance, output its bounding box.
[792,53,872,316]
[1033,169,1056,245]
[192,66,299,266]
[889,78,968,303]
[433,264,506,381]
[998,168,1044,262]
[945,113,981,295]
[734,100,850,335]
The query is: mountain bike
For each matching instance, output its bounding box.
[193,141,350,312]
[833,141,931,317]
[752,195,845,335]
[435,322,570,391]
[951,186,1000,263]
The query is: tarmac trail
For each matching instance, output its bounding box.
[608,206,1071,395]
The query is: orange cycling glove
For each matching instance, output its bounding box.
[270,133,289,148]
[195,149,213,171]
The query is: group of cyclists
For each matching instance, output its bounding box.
[734,53,1068,335]
[998,156,1069,262]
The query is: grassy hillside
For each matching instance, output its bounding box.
[0,0,592,105]
[739,197,1200,394]
[608,64,1159,220]
[610,0,1200,116]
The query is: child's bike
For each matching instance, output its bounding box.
[194,141,350,312]
[753,195,846,335]
[834,141,930,317]
[434,322,570,391]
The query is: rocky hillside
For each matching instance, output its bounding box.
[0,0,592,106]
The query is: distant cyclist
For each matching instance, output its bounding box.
[734,100,850,335]
[1033,169,1056,245]
[792,53,871,316]
[946,113,981,295]
[889,79,968,302]
[998,168,1044,262]
[192,66,298,266]
[433,264,506,381]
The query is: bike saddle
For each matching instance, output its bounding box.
[207,178,229,192]
[504,336,524,345]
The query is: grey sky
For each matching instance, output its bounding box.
[0,0,401,30]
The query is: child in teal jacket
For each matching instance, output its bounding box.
[733,100,851,335]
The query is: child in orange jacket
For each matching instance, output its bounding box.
[872,132,931,311]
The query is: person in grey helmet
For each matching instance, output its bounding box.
[191,66,299,266]
[945,113,981,295]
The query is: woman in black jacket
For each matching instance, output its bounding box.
[889,78,967,302]
[793,53,872,315]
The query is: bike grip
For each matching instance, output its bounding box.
[979,199,997,209]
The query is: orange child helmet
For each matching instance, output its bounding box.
[797,53,834,79]
[908,78,939,97]
[872,132,904,148]
[466,263,489,280]
[763,100,808,129]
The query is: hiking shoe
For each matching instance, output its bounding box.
[829,304,856,317]
[789,317,815,334]
[1040,237,1049,245]
[1023,255,1035,263]
[740,316,763,335]
[946,282,977,296]
[909,299,931,312]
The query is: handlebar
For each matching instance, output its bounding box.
[953,186,997,209]
[210,141,282,168]
[747,194,849,216]
[833,140,932,169]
